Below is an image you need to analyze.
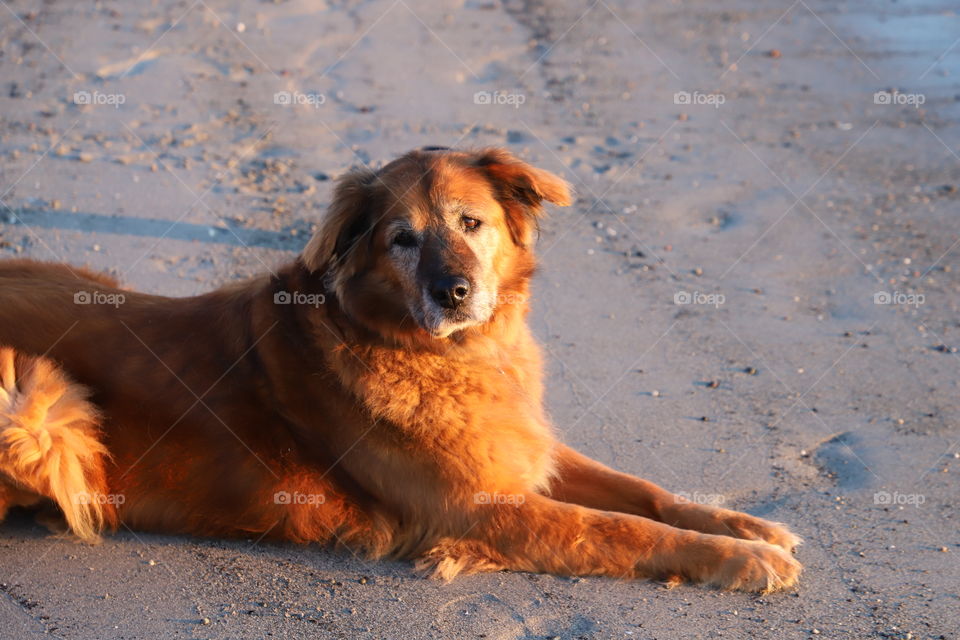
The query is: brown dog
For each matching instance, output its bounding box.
[0,147,801,591]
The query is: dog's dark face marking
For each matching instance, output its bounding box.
[303,148,571,339]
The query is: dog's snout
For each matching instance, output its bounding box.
[430,276,471,309]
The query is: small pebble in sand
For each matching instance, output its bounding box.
[745,366,758,375]
[940,547,949,552]
[201,617,211,625]
[707,380,719,388]
[148,560,156,566]
[767,49,781,58]
[693,267,703,276]
[699,416,709,422]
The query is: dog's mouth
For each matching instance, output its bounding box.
[412,290,491,338]
[416,308,475,338]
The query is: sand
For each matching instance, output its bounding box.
[0,0,957,638]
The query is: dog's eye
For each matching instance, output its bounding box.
[462,217,482,231]
[392,230,418,248]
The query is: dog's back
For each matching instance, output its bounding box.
[0,261,122,357]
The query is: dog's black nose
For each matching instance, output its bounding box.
[430,276,471,309]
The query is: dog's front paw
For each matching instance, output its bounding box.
[715,511,802,553]
[705,538,802,593]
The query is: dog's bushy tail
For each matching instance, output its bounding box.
[0,347,115,541]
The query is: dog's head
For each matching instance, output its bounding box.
[302,147,571,340]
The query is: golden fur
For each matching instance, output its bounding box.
[0,147,801,592]
[0,348,115,540]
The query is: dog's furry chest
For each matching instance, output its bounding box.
[327,341,556,494]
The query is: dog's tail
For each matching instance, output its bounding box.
[0,347,115,541]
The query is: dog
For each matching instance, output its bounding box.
[0,147,801,591]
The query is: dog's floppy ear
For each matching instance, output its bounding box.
[472,148,571,246]
[303,167,379,273]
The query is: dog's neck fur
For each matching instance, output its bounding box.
[264,259,544,411]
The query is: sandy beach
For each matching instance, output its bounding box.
[0,0,958,637]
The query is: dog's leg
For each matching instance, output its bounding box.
[546,444,801,552]
[424,493,800,592]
